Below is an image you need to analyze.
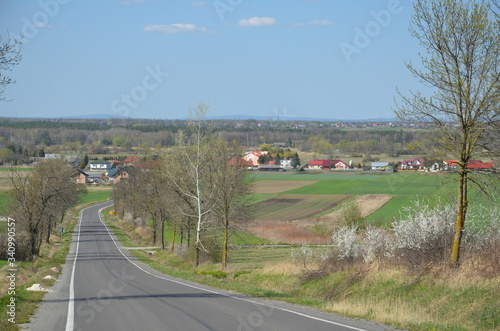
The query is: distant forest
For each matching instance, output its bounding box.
[0,118,425,164]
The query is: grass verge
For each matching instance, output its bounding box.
[104,210,500,331]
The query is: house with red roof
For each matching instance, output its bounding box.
[443,160,493,172]
[401,158,424,170]
[334,160,349,169]
[228,157,254,168]
[243,151,270,167]
[122,155,140,167]
[305,159,348,170]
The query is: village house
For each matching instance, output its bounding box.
[243,151,269,168]
[73,170,88,184]
[44,154,61,159]
[259,165,283,172]
[400,158,424,170]
[86,172,103,183]
[89,160,113,171]
[371,162,390,171]
[108,168,130,184]
[334,160,349,170]
[443,160,494,172]
[121,155,140,167]
[304,159,348,170]
[65,155,80,168]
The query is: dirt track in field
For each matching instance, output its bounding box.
[321,194,393,219]
[245,194,393,245]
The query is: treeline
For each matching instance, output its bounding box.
[0,118,426,163]
[114,106,252,268]
[0,159,85,261]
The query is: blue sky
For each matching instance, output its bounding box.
[0,0,423,120]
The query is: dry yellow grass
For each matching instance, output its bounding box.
[257,261,303,276]
[319,267,500,331]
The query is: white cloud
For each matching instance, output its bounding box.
[191,1,207,7]
[309,19,333,26]
[144,24,211,34]
[237,17,277,27]
[294,19,333,27]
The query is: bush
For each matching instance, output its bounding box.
[325,200,500,272]
[338,200,363,227]
[388,201,455,268]
[0,231,30,261]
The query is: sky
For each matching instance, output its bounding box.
[0,0,424,121]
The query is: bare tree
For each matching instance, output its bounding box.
[396,0,500,265]
[0,34,22,101]
[209,138,253,269]
[10,159,84,260]
[164,102,217,266]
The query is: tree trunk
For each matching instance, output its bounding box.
[45,216,52,244]
[195,245,200,267]
[29,230,37,262]
[180,225,184,246]
[161,216,165,250]
[187,217,191,247]
[450,166,468,265]
[170,224,177,252]
[152,217,157,244]
[222,213,229,270]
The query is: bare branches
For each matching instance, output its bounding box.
[9,159,84,260]
[0,33,22,101]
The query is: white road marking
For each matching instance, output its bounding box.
[64,207,84,331]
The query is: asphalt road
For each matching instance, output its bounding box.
[26,201,402,331]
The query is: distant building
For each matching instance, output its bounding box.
[45,154,61,159]
[243,151,269,167]
[400,158,424,170]
[304,159,348,170]
[272,142,287,148]
[86,172,103,183]
[371,162,390,171]
[121,155,140,167]
[89,160,113,171]
[73,170,88,184]
[259,165,283,172]
[443,160,493,172]
[65,155,80,168]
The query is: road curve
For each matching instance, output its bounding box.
[26,201,402,331]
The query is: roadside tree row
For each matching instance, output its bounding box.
[114,103,252,268]
[6,159,85,261]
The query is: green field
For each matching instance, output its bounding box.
[79,189,113,205]
[280,172,446,196]
[253,194,348,221]
[0,168,33,172]
[251,171,497,227]
[252,171,388,181]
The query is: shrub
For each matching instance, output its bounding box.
[332,226,359,260]
[0,231,30,261]
[388,201,455,268]
[338,200,363,228]
[462,205,500,274]
[291,245,313,268]
[314,201,500,274]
